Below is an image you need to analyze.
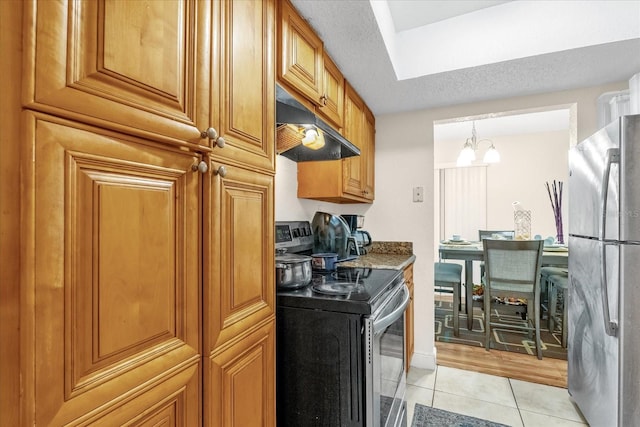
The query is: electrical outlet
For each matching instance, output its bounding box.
[413,186,424,203]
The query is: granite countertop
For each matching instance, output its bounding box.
[338,241,416,270]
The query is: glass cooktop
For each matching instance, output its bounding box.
[277,266,403,315]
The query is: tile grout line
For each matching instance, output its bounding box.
[508,378,526,427]
[431,365,439,407]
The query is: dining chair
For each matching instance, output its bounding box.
[482,239,544,359]
[478,230,515,281]
[547,272,569,348]
[434,262,463,336]
[539,266,568,326]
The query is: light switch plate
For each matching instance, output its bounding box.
[413,186,424,202]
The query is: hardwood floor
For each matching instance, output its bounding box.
[435,341,568,389]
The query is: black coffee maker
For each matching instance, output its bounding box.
[341,215,372,255]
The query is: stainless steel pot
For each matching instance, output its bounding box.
[276,253,312,289]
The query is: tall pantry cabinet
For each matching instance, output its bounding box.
[1,1,276,425]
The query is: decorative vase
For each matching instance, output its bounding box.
[514,210,532,240]
[555,221,564,244]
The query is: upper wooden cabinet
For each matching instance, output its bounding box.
[297,81,375,203]
[278,0,324,106]
[278,1,374,203]
[277,0,344,129]
[209,0,276,172]
[319,53,345,129]
[24,0,205,146]
[23,0,275,172]
[363,104,376,198]
[344,83,375,201]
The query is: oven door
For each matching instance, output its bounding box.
[365,283,410,427]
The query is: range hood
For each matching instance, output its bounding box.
[276,85,360,162]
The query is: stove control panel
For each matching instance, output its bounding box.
[275,221,313,253]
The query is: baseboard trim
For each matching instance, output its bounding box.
[409,348,437,371]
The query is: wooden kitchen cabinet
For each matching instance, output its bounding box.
[363,104,376,198]
[7,0,276,425]
[277,0,374,203]
[297,81,376,203]
[21,113,203,425]
[204,1,277,424]
[207,319,275,426]
[25,0,206,147]
[277,0,344,130]
[210,0,276,173]
[404,263,415,370]
[204,0,276,348]
[25,0,276,173]
[203,163,275,425]
[318,53,345,129]
[343,83,375,201]
[278,0,324,107]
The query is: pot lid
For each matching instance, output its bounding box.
[276,254,312,262]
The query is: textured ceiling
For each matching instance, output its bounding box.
[290,0,640,117]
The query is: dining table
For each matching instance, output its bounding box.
[438,240,569,330]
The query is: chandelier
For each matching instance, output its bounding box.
[456,121,500,167]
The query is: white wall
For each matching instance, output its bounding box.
[274,81,627,370]
[275,155,374,222]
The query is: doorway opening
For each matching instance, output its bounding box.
[432,105,573,376]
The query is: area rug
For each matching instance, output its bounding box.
[435,298,567,360]
[411,404,509,427]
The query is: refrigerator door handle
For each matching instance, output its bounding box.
[598,148,619,337]
[600,241,618,337]
[599,148,619,240]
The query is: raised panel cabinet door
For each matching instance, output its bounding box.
[211,0,276,172]
[343,83,366,199]
[278,0,324,105]
[24,0,208,146]
[318,53,344,129]
[204,164,274,350]
[22,112,201,426]
[363,106,376,200]
[404,264,415,370]
[206,320,275,427]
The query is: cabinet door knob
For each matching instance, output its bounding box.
[215,165,227,177]
[319,95,327,106]
[201,127,225,148]
[192,160,209,174]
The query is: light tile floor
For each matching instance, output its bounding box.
[407,365,588,426]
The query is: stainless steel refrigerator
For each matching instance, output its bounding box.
[568,113,640,427]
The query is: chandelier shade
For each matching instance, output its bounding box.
[456,121,500,167]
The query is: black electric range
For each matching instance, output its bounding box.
[275,221,408,427]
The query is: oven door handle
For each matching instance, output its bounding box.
[372,284,410,333]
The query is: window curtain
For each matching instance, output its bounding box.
[440,166,487,242]
[438,166,487,284]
